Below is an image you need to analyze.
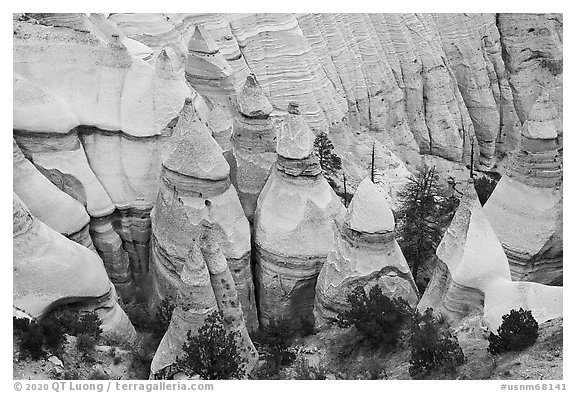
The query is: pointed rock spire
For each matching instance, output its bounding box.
[277,103,315,160]
[163,100,229,181]
[155,48,182,79]
[344,178,395,234]
[188,25,219,54]
[237,74,273,119]
[437,180,511,287]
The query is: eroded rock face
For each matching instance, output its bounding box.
[13,17,189,291]
[254,104,345,328]
[151,220,257,376]
[13,139,94,250]
[150,100,258,331]
[482,14,563,285]
[418,181,562,331]
[13,194,137,343]
[314,178,418,327]
[231,75,278,221]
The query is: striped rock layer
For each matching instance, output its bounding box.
[314,178,418,327]
[13,194,137,344]
[418,181,562,332]
[149,100,258,332]
[151,220,258,376]
[231,75,278,221]
[13,16,189,292]
[484,14,563,285]
[254,105,345,328]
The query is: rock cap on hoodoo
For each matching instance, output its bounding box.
[344,178,395,234]
[163,101,229,181]
[277,103,315,160]
[188,25,219,54]
[237,74,273,119]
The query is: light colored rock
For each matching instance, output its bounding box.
[13,194,136,343]
[315,178,418,326]
[150,100,258,331]
[484,14,562,285]
[418,181,563,331]
[231,75,278,220]
[13,139,93,250]
[13,18,191,290]
[151,216,258,376]
[254,104,345,328]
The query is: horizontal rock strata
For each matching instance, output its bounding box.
[254,104,345,328]
[13,194,137,343]
[150,100,258,331]
[231,75,278,221]
[315,178,418,327]
[418,181,562,331]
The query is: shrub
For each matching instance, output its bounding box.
[153,298,175,339]
[122,302,152,332]
[314,132,342,177]
[397,166,460,282]
[409,308,465,379]
[176,311,247,380]
[488,308,539,355]
[76,333,97,353]
[13,316,66,360]
[250,318,296,379]
[336,286,411,348]
[46,308,102,340]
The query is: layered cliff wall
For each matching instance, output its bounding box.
[13,13,563,359]
[13,194,137,343]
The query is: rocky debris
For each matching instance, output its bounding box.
[150,99,258,332]
[418,181,562,332]
[254,103,345,328]
[314,178,418,327]
[231,75,278,220]
[13,194,137,343]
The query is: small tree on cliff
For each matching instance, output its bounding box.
[336,285,411,348]
[397,166,458,285]
[314,132,342,177]
[176,311,247,380]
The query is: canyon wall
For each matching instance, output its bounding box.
[13,13,563,363]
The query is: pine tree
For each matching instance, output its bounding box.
[397,166,458,284]
[314,132,342,176]
[176,311,247,380]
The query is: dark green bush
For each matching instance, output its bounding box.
[397,166,460,283]
[76,333,97,353]
[46,309,102,340]
[337,285,411,348]
[488,308,539,355]
[13,316,66,360]
[153,298,175,339]
[250,318,296,379]
[176,311,247,380]
[409,308,465,379]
